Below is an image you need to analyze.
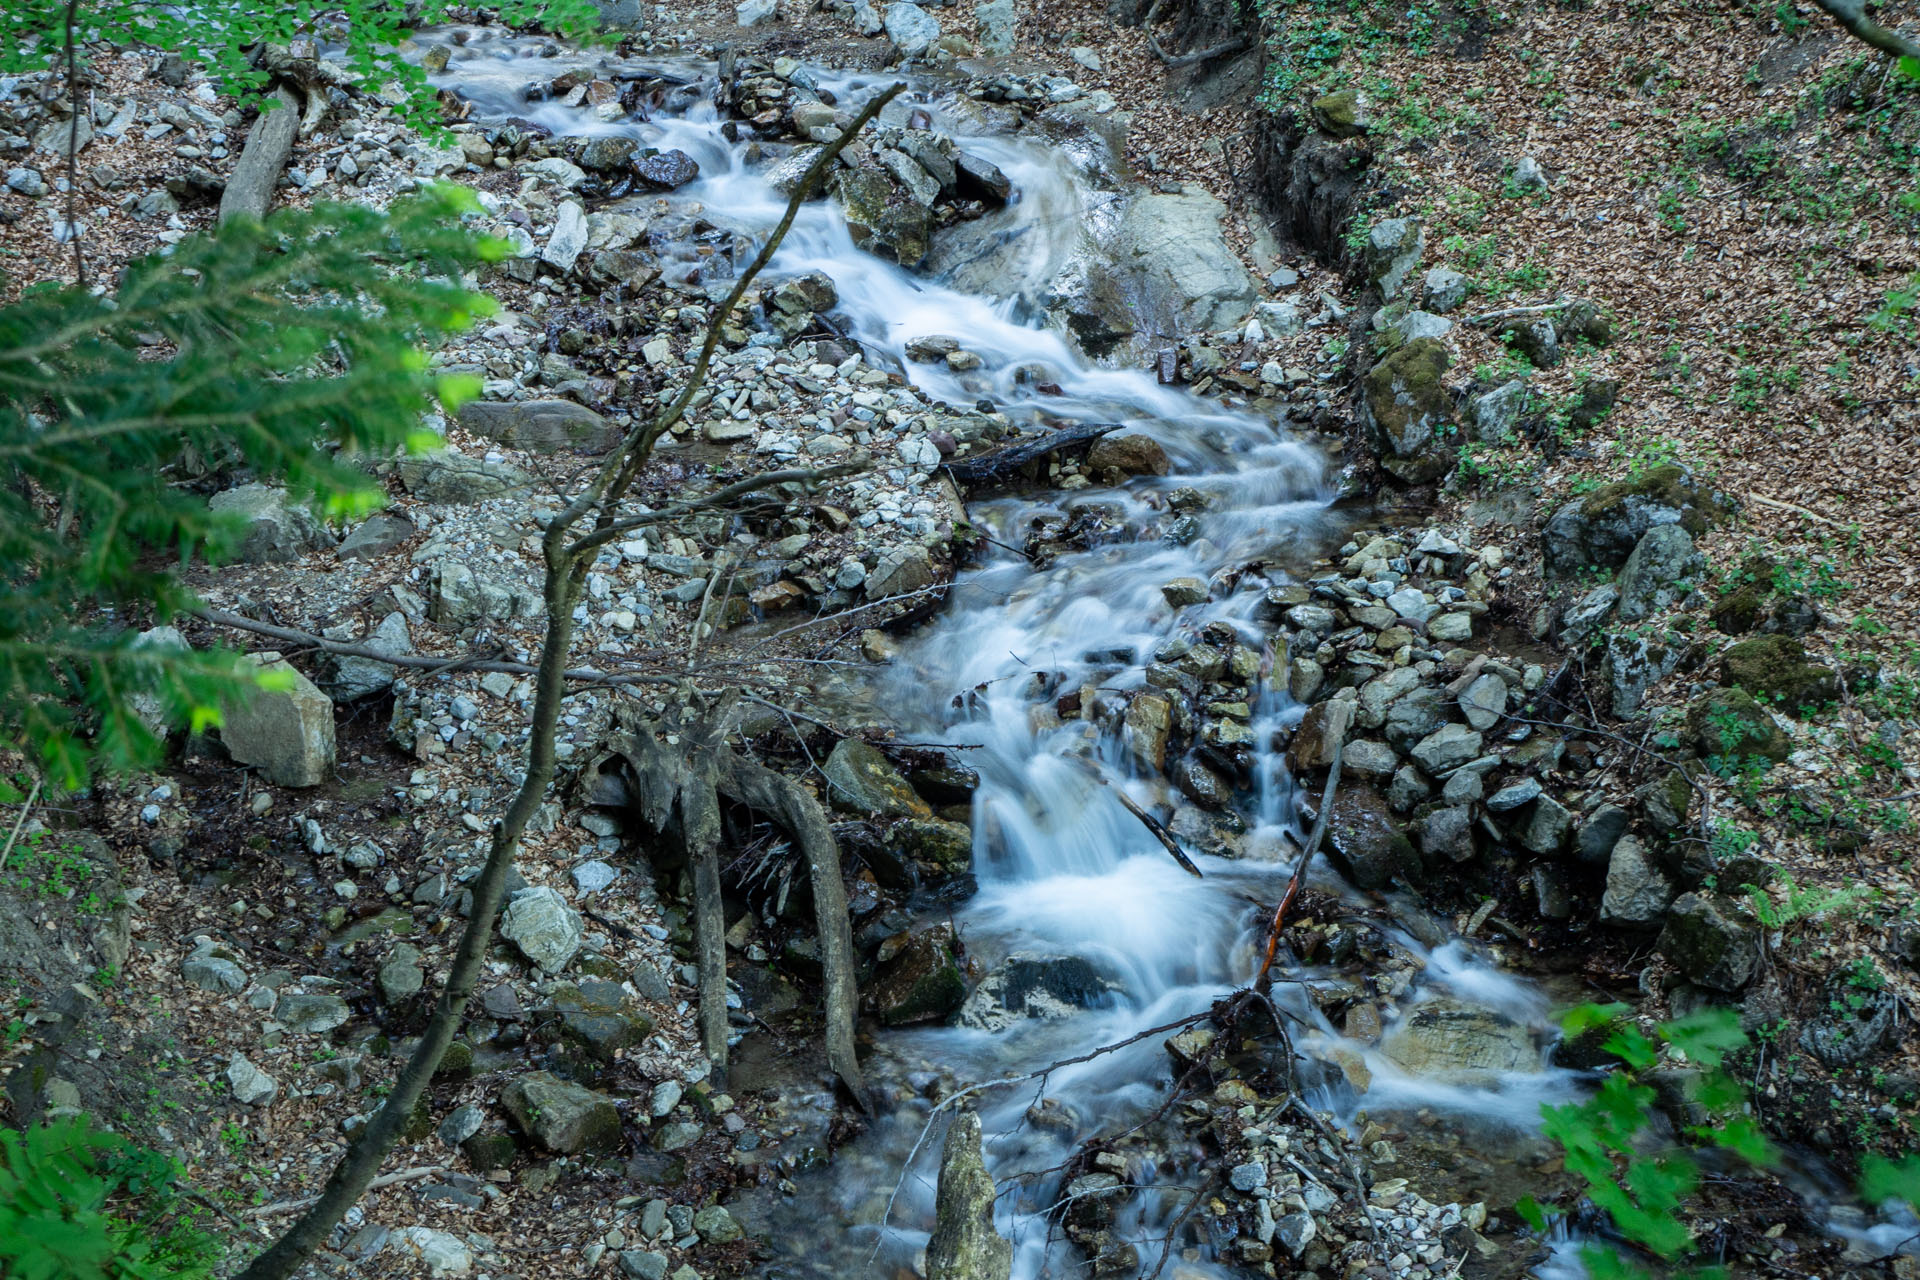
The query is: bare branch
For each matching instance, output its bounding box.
[1811,0,1920,59]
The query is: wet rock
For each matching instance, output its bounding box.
[1124,692,1173,769]
[891,817,974,875]
[868,923,967,1025]
[1599,835,1675,927]
[1685,688,1788,763]
[1616,525,1701,622]
[1720,633,1839,713]
[926,1109,1013,1280]
[1160,577,1209,607]
[824,739,932,818]
[337,511,415,560]
[501,1071,621,1154]
[1362,338,1452,481]
[1658,894,1757,991]
[1365,217,1424,302]
[221,653,335,787]
[884,1,943,57]
[1379,999,1537,1082]
[1101,191,1257,336]
[835,167,933,266]
[634,149,699,189]
[328,611,412,703]
[209,483,332,563]
[1325,785,1420,891]
[227,1053,278,1106]
[957,954,1117,1031]
[500,886,584,972]
[954,150,1012,203]
[458,399,617,454]
[693,1205,743,1244]
[1086,432,1169,476]
[1541,465,1720,573]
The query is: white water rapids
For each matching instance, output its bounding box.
[426,34,1591,1278]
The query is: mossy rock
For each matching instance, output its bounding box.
[1657,893,1758,992]
[1579,466,1712,532]
[403,1098,437,1142]
[1325,784,1421,891]
[1685,688,1788,763]
[1362,337,1452,463]
[1721,634,1839,713]
[1542,465,1728,573]
[867,924,968,1026]
[462,1132,519,1169]
[1312,89,1370,138]
[434,1040,475,1080]
[549,980,655,1062]
[888,816,973,875]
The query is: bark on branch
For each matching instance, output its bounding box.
[1811,0,1920,59]
[218,85,300,224]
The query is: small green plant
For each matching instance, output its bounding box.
[1742,871,1876,933]
[0,1118,223,1279]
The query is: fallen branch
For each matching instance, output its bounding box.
[1811,0,1920,59]
[1458,296,1572,327]
[246,1166,444,1218]
[1256,702,1350,994]
[940,420,1122,487]
[1746,491,1844,529]
[219,85,301,224]
[1107,780,1203,878]
[0,777,43,872]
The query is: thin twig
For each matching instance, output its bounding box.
[1257,705,1349,993]
[0,778,44,872]
[62,0,85,286]
[1106,779,1203,878]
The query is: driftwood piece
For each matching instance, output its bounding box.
[940,420,1121,487]
[219,85,300,223]
[1108,781,1203,878]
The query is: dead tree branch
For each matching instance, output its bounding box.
[1811,0,1920,59]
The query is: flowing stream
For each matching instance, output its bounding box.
[427,34,1589,1278]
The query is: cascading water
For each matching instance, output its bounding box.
[427,33,1587,1277]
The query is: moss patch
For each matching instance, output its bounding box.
[1721,634,1840,712]
[1686,688,1789,763]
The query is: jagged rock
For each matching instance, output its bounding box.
[1599,835,1675,927]
[397,450,533,503]
[500,886,584,972]
[1465,379,1527,443]
[835,166,934,266]
[378,943,425,1004]
[1361,338,1451,479]
[884,1,943,56]
[226,1054,278,1105]
[1560,583,1619,645]
[866,543,935,598]
[1365,217,1423,302]
[1541,465,1720,573]
[868,924,967,1025]
[221,653,335,787]
[550,980,654,1059]
[578,136,637,171]
[501,1071,621,1154]
[1575,803,1632,865]
[890,816,974,875]
[1086,432,1169,476]
[1605,630,1682,717]
[337,511,416,560]
[1325,785,1420,890]
[1417,804,1474,862]
[1458,672,1508,731]
[824,739,931,818]
[458,399,617,454]
[541,201,588,272]
[694,1205,742,1244]
[1422,267,1468,314]
[1686,688,1789,763]
[1379,999,1537,1083]
[1123,692,1173,769]
[635,150,699,189]
[208,484,332,563]
[957,954,1117,1032]
[954,150,1011,203]
[1616,525,1701,622]
[431,562,544,629]
[397,1227,473,1277]
[1094,191,1257,338]
[926,1109,1013,1280]
[1408,724,1482,775]
[1658,894,1757,991]
[327,611,412,703]
[1518,794,1573,854]
[1721,633,1839,713]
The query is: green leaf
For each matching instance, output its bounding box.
[1659,1006,1746,1069]
[1898,55,1920,83]
[1515,1194,1557,1231]
[1694,1114,1778,1167]
[437,372,483,412]
[1559,1001,1631,1036]
[1603,1025,1659,1071]
[1862,1154,1920,1210]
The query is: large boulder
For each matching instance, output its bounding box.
[1658,894,1758,991]
[550,979,655,1060]
[1324,785,1420,890]
[926,1109,1013,1280]
[397,450,534,504]
[431,561,545,629]
[221,653,335,787]
[836,166,934,267]
[1361,338,1452,482]
[501,1071,621,1154]
[868,924,968,1026]
[1542,465,1722,574]
[1105,192,1256,336]
[823,739,931,819]
[883,1,942,56]
[457,399,618,454]
[1616,525,1702,622]
[208,484,332,563]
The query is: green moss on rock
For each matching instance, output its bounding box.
[1686,688,1789,763]
[1721,634,1839,713]
[1362,337,1452,462]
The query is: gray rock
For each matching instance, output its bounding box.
[458,399,617,454]
[1379,998,1536,1083]
[823,739,930,819]
[1386,764,1430,812]
[379,943,425,1003]
[1229,1161,1267,1191]
[226,1053,278,1105]
[1409,724,1483,775]
[1486,778,1541,812]
[1418,805,1475,862]
[883,1,942,56]
[866,544,935,599]
[1575,802,1632,865]
[850,0,884,34]
[278,991,350,1034]
[209,484,332,563]
[572,860,619,893]
[438,1103,486,1146]
[1274,1210,1317,1257]
[500,886,584,972]
[1422,267,1468,314]
[221,653,335,787]
[1599,835,1675,927]
[1458,672,1507,730]
[328,611,412,703]
[1361,338,1450,467]
[337,511,416,560]
[1365,217,1424,302]
[183,944,247,993]
[397,1227,472,1277]
[1162,576,1211,607]
[619,1252,669,1280]
[1390,309,1453,345]
[541,200,589,273]
[1801,981,1897,1068]
[925,1109,1013,1280]
[1518,794,1573,854]
[431,561,544,629]
[957,954,1116,1032]
[654,1120,702,1151]
[1428,611,1473,642]
[1098,191,1258,337]
[501,1071,621,1154]
[396,451,533,503]
[577,136,637,171]
[736,0,777,25]
[6,167,49,197]
[1512,155,1548,190]
[1658,894,1757,992]
[650,1079,683,1117]
[1561,583,1619,645]
[1616,524,1700,622]
[1325,784,1420,890]
[1541,465,1712,573]
[1342,739,1399,778]
[1503,316,1560,368]
[974,0,1016,53]
[693,1205,742,1244]
[1466,379,1527,443]
[1605,630,1682,717]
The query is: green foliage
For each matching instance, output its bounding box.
[0,187,500,786]
[0,0,597,129]
[1741,871,1876,933]
[0,1118,222,1279]
[1537,1006,1774,1278]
